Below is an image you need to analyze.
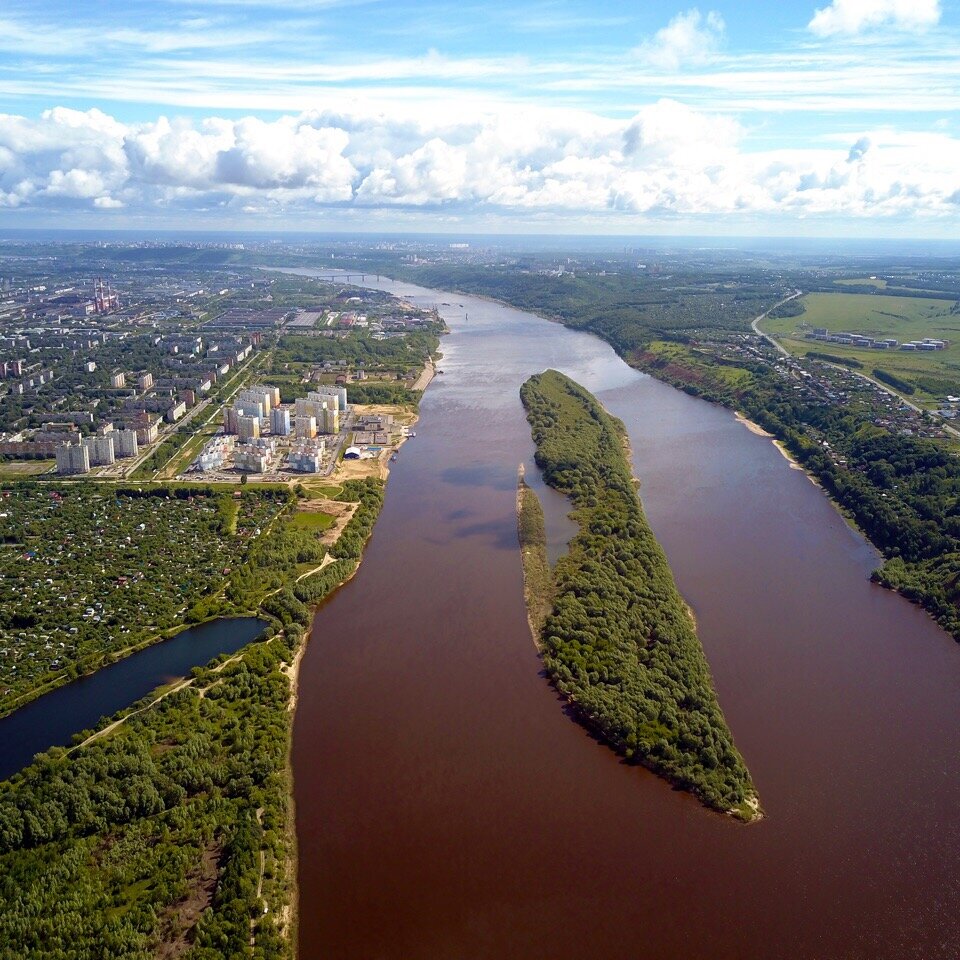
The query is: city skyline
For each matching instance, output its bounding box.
[2,0,959,236]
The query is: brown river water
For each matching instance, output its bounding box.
[290,273,960,960]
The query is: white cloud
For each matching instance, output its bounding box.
[634,9,725,70]
[2,103,960,225]
[809,0,941,36]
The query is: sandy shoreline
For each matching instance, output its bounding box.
[516,465,546,653]
[734,411,774,438]
[733,410,822,488]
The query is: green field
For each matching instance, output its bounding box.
[288,510,336,532]
[834,277,888,289]
[762,292,960,402]
[0,460,54,479]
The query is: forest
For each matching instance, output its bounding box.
[0,630,298,959]
[0,474,387,957]
[272,328,441,374]
[520,370,759,819]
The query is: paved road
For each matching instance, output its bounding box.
[754,292,960,439]
[751,290,803,356]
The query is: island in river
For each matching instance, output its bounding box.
[520,370,760,821]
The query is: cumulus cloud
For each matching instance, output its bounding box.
[634,9,725,70]
[809,0,940,36]
[2,103,960,223]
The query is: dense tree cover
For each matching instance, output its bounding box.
[347,383,420,406]
[329,478,385,561]
[273,329,440,373]
[806,351,863,369]
[769,299,806,319]
[872,368,915,395]
[0,634,296,959]
[0,472,387,957]
[521,371,759,818]
[0,484,286,715]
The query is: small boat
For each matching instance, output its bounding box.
[410,431,417,438]
[390,453,398,462]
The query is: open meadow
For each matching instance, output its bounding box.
[763,291,960,403]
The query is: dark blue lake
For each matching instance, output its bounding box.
[0,616,266,781]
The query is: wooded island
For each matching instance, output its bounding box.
[520,370,759,820]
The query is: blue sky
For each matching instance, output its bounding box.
[1,0,958,235]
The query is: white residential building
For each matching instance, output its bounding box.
[82,434,115,466]
[56,443,90,475]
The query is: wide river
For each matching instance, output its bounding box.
[291,273,960,959]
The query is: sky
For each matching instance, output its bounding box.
[1,0,959,236]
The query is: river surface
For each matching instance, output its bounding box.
[290,271,960,960]
[0,616,266,781]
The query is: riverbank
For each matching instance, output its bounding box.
[413,357,436,392]
[516,466,552,649]
[0,467,393,958]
